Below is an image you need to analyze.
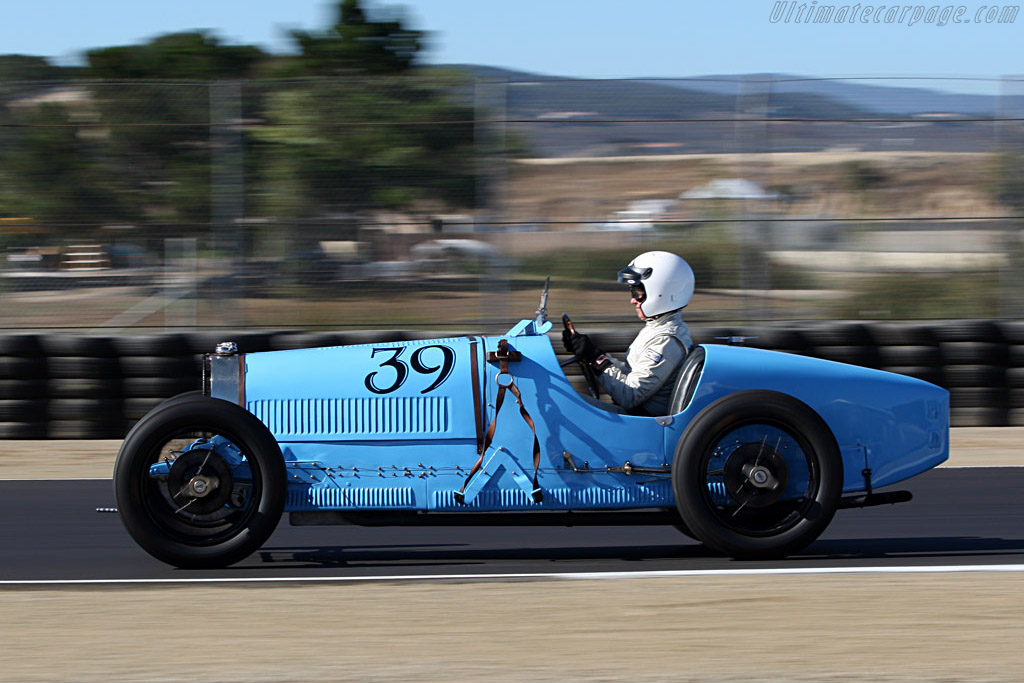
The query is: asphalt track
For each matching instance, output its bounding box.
[1,467,1021,582]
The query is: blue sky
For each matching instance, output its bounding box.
[1,1,1020,93]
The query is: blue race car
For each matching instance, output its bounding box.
[114,285,949,568]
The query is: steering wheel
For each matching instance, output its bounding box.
[562,313,601,399]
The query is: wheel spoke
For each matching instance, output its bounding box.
[701,422,814,535]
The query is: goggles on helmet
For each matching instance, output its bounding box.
[617,264,652,302]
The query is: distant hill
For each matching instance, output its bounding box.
[448,66,1015,157]
[682,73,1013,117]
[465,66,1019,116]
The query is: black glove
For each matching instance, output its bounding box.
[563,330,602,364]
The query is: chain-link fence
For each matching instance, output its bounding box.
[2,74,1022,331]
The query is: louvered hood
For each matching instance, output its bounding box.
[240,337,482,442]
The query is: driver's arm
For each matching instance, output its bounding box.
[596,334,686,411]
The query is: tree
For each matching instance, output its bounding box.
[0,55,65,82]
[0,103,128,225]
[87,32,265,81]
[83,33,267,224]
[254,1,477,216]
[288,0,423,76]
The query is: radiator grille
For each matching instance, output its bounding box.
[249,396,450,436]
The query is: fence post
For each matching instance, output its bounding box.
[474,76,510,327]
[210,80,245,328]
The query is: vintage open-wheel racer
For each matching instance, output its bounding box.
[113,283,949,568]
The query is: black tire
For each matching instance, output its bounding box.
[48,398,124,421]
[113,395,285,568]
[877,345,942,367]
[123,397,170,422]
[0,399,47,421]
[940,342,1008,365]
[0,334,43,357]
[0,421,47,439]
[123,392,208,429]
[48,377,122,399]
[48,419,126,439]
[997,321,1024,345]
[951,406,1008,427]
[122,377,201,398]
[47,357,120,379]
[948,387,1008,409]
[881,366,944,385]
[934,320,1002,343]
[672,390,843,560]
[119,356,199,378]
[112,334,189,357]
[800,322,872,346]
[0,356,46,380]
[867,322,937,347]
[269,331,346,351]
[942,365,1006,388]
[40,335,117,358]
[811,345,879,368]
[0,379,48,399]
[743,327,811,354]
[1008,368,1024,389]
[125,391,205,421]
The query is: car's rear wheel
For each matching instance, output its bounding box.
[672,391,842,559]
[114,395,285,568]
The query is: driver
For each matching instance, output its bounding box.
[563,251,694,416]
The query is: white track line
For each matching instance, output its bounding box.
[2,564,1024,587]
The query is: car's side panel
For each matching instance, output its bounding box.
[427,334,677,511]
[243,337,479,442]
[666,345,949,492]
[242,338,484,512]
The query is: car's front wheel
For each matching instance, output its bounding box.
[672,391,843,559]
[114,395,286,568]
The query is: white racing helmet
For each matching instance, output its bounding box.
[617,251,694,318]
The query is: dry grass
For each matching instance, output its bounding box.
[0,574,1021,681]
[504,151,1004,222]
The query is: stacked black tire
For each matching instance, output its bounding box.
[997,321,1024,426]
[799,321,880,369]
[117,333,203,429]
[43,335,126,438]
[869,322,945,389]
[0,334,48,439]
[2,321,1024,438]
[934,321,1009,427]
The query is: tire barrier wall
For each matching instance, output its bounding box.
[0,320,1019,439]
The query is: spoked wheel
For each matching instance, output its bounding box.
[113,395,286,569]
[673,391,842,559]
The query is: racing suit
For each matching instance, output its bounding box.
[596,310,693,416]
